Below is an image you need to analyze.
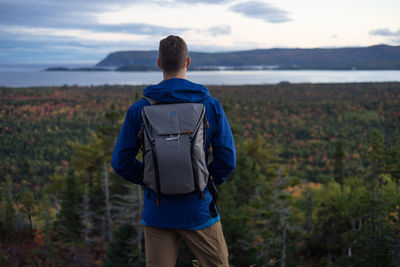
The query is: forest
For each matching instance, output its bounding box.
[1,82,400,266]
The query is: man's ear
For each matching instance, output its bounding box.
[185,57,191,69]
[157,58,162,70]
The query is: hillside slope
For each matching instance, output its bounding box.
[96,44,400,70]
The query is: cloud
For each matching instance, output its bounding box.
[0,0,186,35]
[0,29,162,63]
[369,28,400,37]
[207,25,231,36]
[0,37,105,63]
[0,0,234,62]
[174,0,230,4]
[230,1,291,23]
[87,23,187,35]
[369,27,400,44]
[0,0,124,27]
[0,0,190,61]
[185,25,230,41]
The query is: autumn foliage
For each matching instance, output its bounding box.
[1,82,400,266]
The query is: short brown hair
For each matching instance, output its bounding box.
[159,35,188,74]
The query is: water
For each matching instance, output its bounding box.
[1,64,400,87]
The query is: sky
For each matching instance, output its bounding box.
[0,0,399,64]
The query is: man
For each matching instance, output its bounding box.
[111,35,236,266]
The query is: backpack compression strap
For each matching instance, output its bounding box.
[142,96,161,206]
[208,176,218,218]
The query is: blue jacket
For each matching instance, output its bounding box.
[111,78,236,229]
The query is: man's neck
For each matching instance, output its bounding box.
[163,70,186,81]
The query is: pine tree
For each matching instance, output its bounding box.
[333,134,346,185]
[113,183,144,260]
[0,177,16,234]
[37,194,53,230]
[55,170,83,237]
[387,130,400,184]
[218,138,265,266]
[68,104,122,242]
[20,186,35,230]
[251,138,299,267]
[367,129,385,177]
[366,129,385,265]
[312,180,349,265]
[98,104,122,242]
[103,224,138,267]
[386,131,400,265]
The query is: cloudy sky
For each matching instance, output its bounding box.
[1,0,399,63]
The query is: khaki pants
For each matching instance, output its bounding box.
[144,221,229,267]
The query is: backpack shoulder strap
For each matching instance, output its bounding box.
[143,96,158,105]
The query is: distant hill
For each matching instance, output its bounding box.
[96,44,400,70]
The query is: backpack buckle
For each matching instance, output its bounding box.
[165,133,180,141]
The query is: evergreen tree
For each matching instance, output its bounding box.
[218,138,265,266]
[313,180,356,265]
[387,131,400,265]
[387,130,400,184]
[98,103,122,156]
[55,170,83,237]
[103,224,139,267]
[69,138,104,238]
[333,134,346,185]
[250,139,299,267]
[37,193,53,230]
[0,177,16,234]
[367,128,385,177]
[98,104,122,241]
[113,183,144,260]
[20,185,35,230]
[68,104,122,241]
[312,166,397,265]
[365,128,386,265]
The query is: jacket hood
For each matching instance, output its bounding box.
[143,78,210,103]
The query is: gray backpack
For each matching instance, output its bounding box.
[140,99,210,202]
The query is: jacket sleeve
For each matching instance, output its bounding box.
[111,104,144,185]
[208,101,236,186]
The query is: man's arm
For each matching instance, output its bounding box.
[208,102,236,186]
[111,104,144,185]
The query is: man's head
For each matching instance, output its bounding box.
[158,35,190,76]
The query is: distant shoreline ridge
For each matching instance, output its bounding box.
[45,64,400,72]
[83,44,400,71]
[45,44,400,71]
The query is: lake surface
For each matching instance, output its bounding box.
[1,64,400,87]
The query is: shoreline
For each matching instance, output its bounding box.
[2,81,400,90]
